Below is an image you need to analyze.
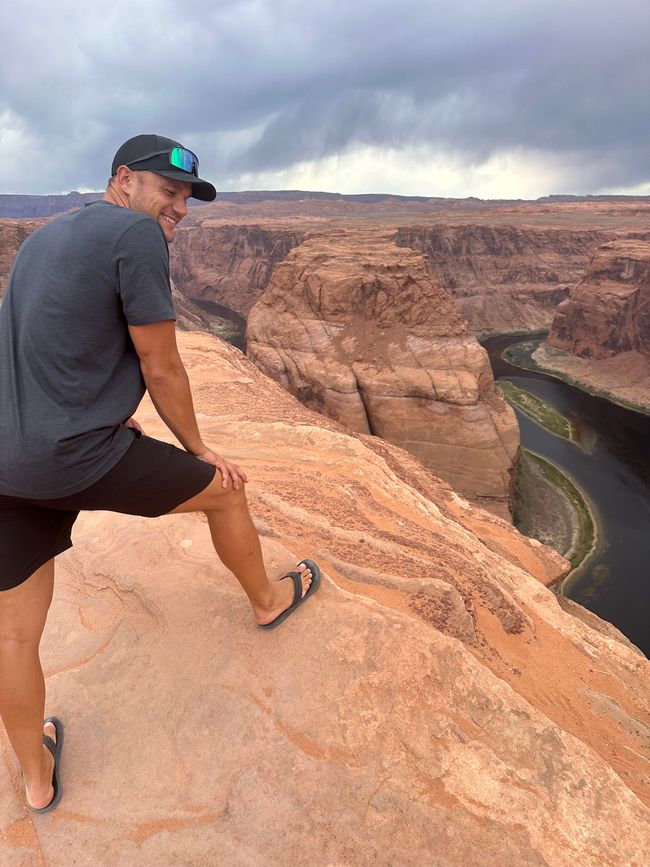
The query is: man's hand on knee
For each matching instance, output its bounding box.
[195,448,248,489]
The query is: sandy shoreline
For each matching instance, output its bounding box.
[514,449,598,577]
[531,343,650,415]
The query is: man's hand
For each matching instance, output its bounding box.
[195,448,249,489]
[124,417,145,435]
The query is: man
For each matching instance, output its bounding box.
[0,134,320,814]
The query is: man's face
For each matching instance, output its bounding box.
[127,171,192,242]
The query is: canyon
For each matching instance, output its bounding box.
[4,197,650,504]
[1,197,650,864]
[2,331,649,866]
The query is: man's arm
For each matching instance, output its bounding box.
[128,320,247,488]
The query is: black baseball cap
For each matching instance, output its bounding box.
[111,134,217,201]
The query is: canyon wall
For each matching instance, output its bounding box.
[397,224,614,335]
[170,221,306,315]
[538,239,650,411]
[246,230,519,517]
[548,240,650,359]
[3,331,648,866]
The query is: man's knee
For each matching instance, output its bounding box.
[171,473,248,515]
[202,478,248,513]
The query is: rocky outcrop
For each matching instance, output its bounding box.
[397,224,614,335]
[539,240,650,411]
[2,331,648,866]
[170,222,305,316]
[246,230,519,518]
[548,240,650,359]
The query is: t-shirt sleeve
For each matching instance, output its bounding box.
[114,219,177,325]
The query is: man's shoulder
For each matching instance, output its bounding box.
[79,201,155,230]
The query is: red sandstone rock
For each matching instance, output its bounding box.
[170,221,305,316]
[397,224,613,335]
[548,240,650,359]
[246,230,519,517]
[1,332,648,866]
[542,240,650,409]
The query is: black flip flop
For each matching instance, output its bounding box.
[31,716,64,814]
[259,560,321,630]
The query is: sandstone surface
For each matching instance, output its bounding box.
[246,230,519,518]
[1,332,648,866]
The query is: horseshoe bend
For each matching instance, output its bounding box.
[1,199,650,864]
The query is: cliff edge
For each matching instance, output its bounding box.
[2,332,648,867]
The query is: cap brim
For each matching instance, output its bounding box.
[151,169,217,201]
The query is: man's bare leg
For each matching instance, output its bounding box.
[0,559,58,809]
[171,474,313,625]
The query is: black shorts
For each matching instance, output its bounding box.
[0,434,216,591]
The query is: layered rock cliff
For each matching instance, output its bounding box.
[2,332,648,866]
[540,240,650,410]
[170,222,306,316]
[397,224,613,335]
[246,230,519,518]
[548,240,650,359]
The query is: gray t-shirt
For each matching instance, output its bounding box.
[0,201,176,498]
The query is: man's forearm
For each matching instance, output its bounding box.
[140,359,205,454]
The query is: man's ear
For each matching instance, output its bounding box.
[113,165,136,200]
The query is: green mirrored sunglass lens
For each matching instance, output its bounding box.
[170,147,197,173]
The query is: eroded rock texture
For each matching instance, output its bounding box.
[548,240,650,359]
[170,221,305,315]
[540,240,650,410]
[2,332,648,866]
[246,230,519,517]
[397,224,612,335]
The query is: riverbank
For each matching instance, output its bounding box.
[514,449,596,571]
[497,381,574,439]
[504,339,650,416]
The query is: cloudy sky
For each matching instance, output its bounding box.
[1,0,649,198]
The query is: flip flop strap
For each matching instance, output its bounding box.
[283,571,302,605]
[42,735,57,759]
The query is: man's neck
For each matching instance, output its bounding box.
[103,183,129,209]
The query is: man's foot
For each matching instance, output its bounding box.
[255,560,321,629]
[24,721,56,810]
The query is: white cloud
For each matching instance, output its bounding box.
[221,144,616,199]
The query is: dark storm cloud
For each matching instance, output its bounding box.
[1,0,649,193]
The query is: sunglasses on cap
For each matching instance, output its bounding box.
[127,146,199,177]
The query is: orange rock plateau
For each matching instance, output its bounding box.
[1,333,648,866]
